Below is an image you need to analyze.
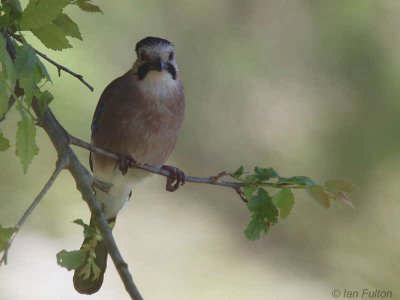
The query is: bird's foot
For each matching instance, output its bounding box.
[161,165,186,192]
[118,154,137,175]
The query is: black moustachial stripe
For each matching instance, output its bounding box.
[137,63,151,80]
[166,62,177,80]
[137,62,177,80]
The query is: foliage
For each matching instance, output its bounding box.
[0,0,102,174]
[232,166,356,240]
[56,249,86,271]
[57,219,102,280]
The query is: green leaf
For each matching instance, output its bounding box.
[19,77,38,107]
[53,13,82,40]
[277,176,316,187]
[19,67,49,108]
[0,81,10,118]
[307,186,330,208]
[0,35,17,84]
[19,0,71,30]
[247,189,265,212]
[247,188,278,224]
[272,188,294,219]
[0,132,11,151]
[56,249,86,271]
[73,219,99,239]
[15,44,37,78]
[76,0,103,13]
[244,213,269,240]
[36,90,53,116]
[36,58,51,83]
[15,44,50,95]
[233,165,244,177]
[243,185,255,200]
[325,179,356,193]
[254,166,279,181]
[0,0,23,28]
[0,226,16,251]
[15,106,38,173]
[31,23,72,50]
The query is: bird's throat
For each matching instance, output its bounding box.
[138,70,179,100]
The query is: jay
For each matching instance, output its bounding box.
[73,36,185,294]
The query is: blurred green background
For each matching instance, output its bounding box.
[1,0,399,299]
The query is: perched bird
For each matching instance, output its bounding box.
[73,37,185,294]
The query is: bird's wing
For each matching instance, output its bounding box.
[92,79,120,137]
[90,72,130,170]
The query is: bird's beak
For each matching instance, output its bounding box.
[150,57,166,72]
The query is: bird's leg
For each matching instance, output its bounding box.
[118,154,137,175]
[161,165,186,192]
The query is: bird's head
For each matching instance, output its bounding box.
[133,36,178,80]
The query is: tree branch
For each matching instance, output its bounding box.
[0,152,68,266]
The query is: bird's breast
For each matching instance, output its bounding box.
[91,70,184,175]
[123,71,184,165]
[138,70,179,100]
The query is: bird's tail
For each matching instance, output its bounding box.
[73,216,114,295]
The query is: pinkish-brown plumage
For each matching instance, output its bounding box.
[91,69,185,171]
[73,37,185,295]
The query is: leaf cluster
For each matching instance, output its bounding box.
[232,166,356,240]
[57,219,103,281]
[0,0,101,172]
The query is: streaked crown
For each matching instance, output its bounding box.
[135,37,174,53]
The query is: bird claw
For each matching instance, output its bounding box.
[161,165,186,192]
[118,154,137,175]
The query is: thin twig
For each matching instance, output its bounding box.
[0,152,68,266]
[68,134,302,191]
[9,33,94,92]
[34,49,94,91]
[68,135,244,189]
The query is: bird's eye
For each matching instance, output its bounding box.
[140,51,149,61]
[168,52,174,60]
